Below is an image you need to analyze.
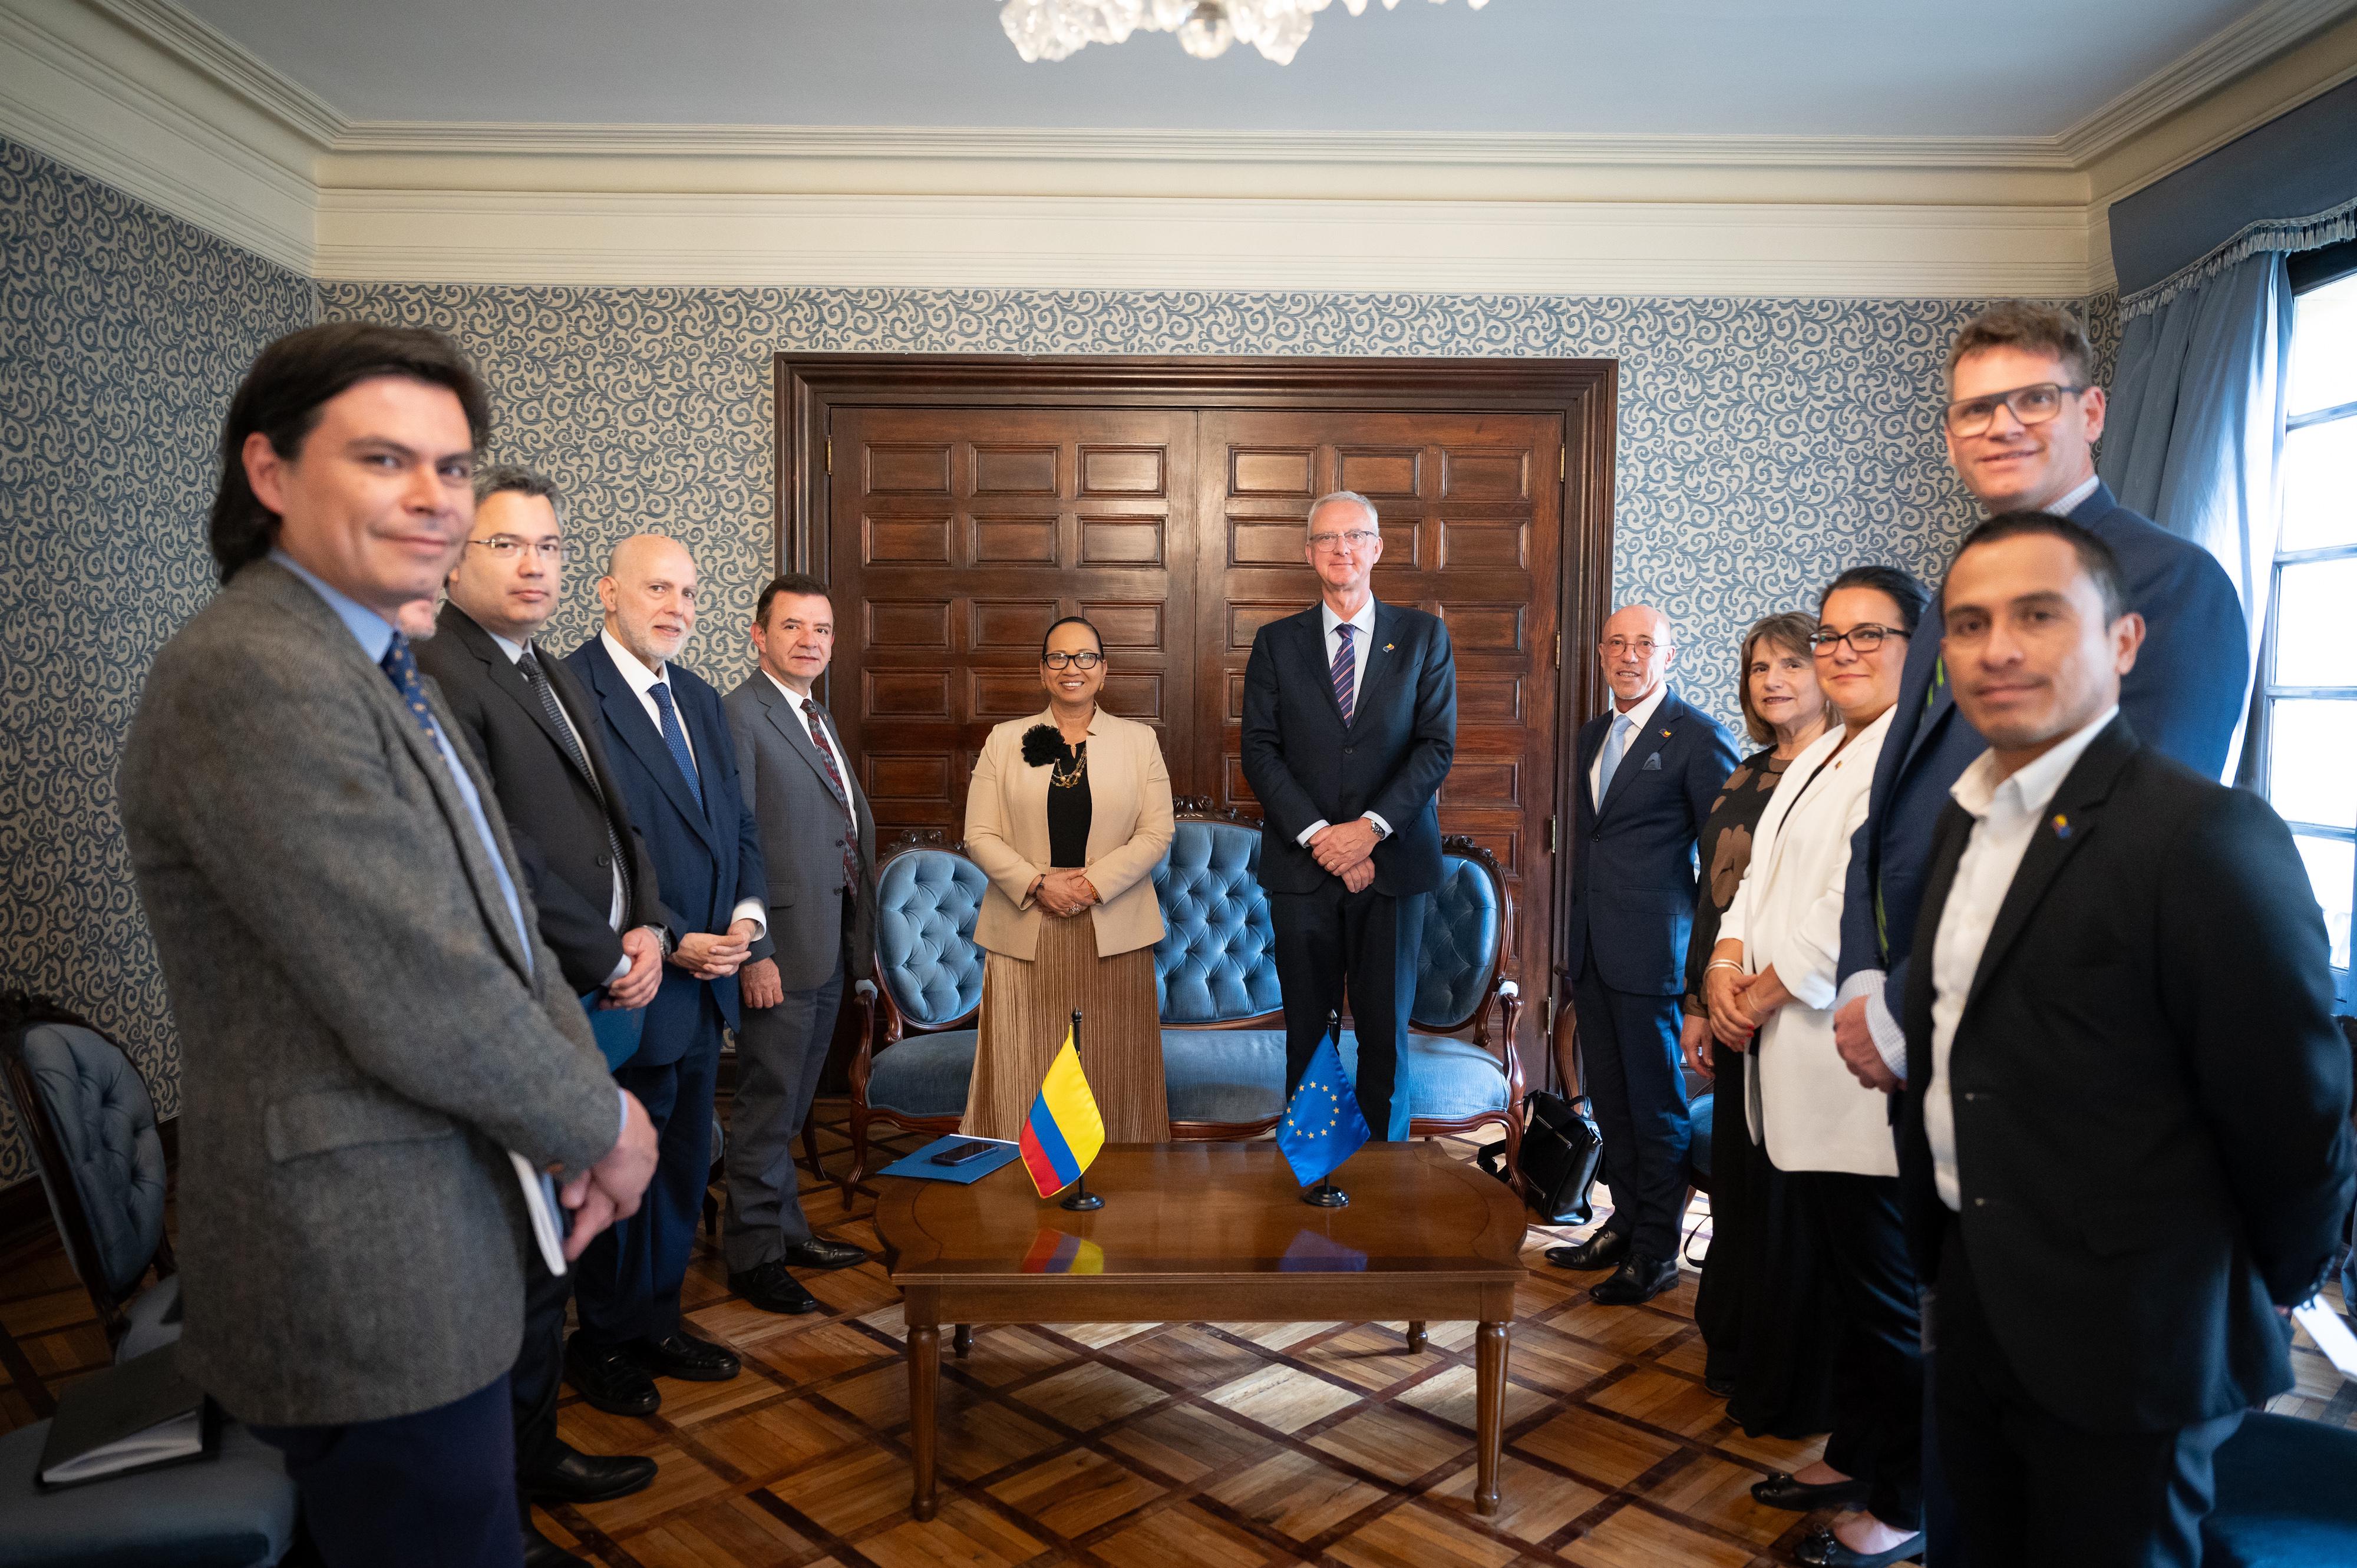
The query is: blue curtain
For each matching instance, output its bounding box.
[2098,250,2296,688]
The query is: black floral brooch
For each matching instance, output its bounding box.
[1021,724,1062,767]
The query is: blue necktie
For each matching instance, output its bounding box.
[1597,713,1631,800]
[381,632,441,740]
[1330,622,1356,726]
[649,681,704,811]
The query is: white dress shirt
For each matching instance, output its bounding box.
[1295,596,1393,846]
[761,670,857,814]
[1837,467,2108,1075]
[1924,706,2117,1210]
[598,626,767,943]
[1588,682,1669,808]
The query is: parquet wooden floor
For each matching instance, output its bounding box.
[5,1102,2352,1568]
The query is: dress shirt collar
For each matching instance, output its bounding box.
[1319,596,1378,642]
[486,626,529,664]
[1950,705,2118,822]
[762,669,817,708]
[269,549,397,662]
[2047,473,2102,519]
[600,626,669,691]
[1607,682,1670,737]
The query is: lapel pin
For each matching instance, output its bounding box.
[1382,642,1394,652]
[1660,728,1672,738]
[2051,813,2072,839]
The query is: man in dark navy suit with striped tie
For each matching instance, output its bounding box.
[563,534,768,1418]
[1242,490,1457,1143]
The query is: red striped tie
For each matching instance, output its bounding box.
[802,699,860,890]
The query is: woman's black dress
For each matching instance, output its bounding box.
[1685,747,1846,1438]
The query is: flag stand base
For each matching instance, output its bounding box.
[1302,1180,1349,1209]
[1061,1176,1104,1212]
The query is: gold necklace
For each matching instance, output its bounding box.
[1051,740,1088,790]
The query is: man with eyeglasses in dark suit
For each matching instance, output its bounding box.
[413,466,669,1567]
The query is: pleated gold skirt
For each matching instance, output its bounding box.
[961,913,1170,1143]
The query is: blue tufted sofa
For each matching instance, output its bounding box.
[846,808,1526,1189]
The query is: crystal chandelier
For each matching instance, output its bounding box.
[1001,0,1489,67]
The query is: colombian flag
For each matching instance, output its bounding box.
[1016,1028,1105,1198]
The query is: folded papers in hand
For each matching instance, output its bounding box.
[37,1343,215,1490]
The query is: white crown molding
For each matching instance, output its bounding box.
[2055,0,2357,163]
[311,189,2095,298]
[83,0,339,145]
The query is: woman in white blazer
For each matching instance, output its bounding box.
[962,616,1175,1144]
[1706,565,1932,1568]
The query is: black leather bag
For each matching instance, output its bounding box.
[1480,1089,1605,1224]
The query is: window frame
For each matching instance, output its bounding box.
[2263,253,2357,1005]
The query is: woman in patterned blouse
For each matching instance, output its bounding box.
[1684,613,1847,1438]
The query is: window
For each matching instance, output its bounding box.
[2264,259,2357,998]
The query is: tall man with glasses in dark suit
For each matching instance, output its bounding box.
[413,467,668,1566]
[1242,490,1455,1144]
[564,534,768,1417]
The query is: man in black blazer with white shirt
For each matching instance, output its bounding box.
[412,466,665,1564]
[1900,513,2352,1567]
[1242,490,1455,1143]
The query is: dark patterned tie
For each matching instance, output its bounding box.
[520,646,632,915]
[801,698,860,891]
[1330,622,1356,727]
[649,681,704,811]
[381,632,441,740]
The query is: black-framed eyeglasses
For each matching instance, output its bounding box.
[1810,623,1907,655]
[1942,381,2089,438]
[468,536,569,561]
[1043,651,1103,671]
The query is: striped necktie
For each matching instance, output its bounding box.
[1331,622,1357,726]
[520,646,631,914]
[649,681,704,811]
[801,698,860,891]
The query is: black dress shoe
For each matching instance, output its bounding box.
[779,1237,866,1271]
[1543,1228,1630,1272]
[520,1441,659,1504]
[565,1332,659,1417]
[1589,1252,1678,1305]
[729,1259,820,1315]
[627,1329,741,1382]
[1751,1471,1876,1511]
[1705,1374,1738,1398]
[1794,1522,1922,1566]
[523,1517,590,1568]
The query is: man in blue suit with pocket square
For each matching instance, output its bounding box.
[1549,604,1739,1305]
[1242,491,1456,1144]
[563,533,768,1417]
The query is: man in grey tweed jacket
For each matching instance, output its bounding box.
[118,323,656,1568]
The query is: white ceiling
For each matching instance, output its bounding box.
[176,0,2290,137]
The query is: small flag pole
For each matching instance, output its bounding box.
[1303,1008,1351,1209]
[1060,1009,1104,1212]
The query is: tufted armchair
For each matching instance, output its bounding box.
[844,810,1526,1190]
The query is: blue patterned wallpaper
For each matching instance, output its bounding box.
[0,138,317,1185]
[0,127,2110,1188]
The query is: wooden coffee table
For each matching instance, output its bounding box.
[875,1141,1527,1520]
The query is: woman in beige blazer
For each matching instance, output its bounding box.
[961,616,1175,1141]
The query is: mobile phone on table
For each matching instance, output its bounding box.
[930,1140,996,1167]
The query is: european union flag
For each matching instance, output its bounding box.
[1276,1031,1371,1187]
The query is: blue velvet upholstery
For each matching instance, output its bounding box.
[1688,1092,1715,1181]
[0,1417,296,1567]
[2201,1410,2357,1567]
[1151,821,1282,1024]
[867,1029,980,1120]
[1160,1028,1510,1125]
[9,1025,166,1303]
[1414,853,1501,1028]
[875,849,988,1029]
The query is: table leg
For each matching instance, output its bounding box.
[1474,1320,1509,1516]
[909,1323,940,1520]
[1404,1321,1428,1353]
[953,1324,973,1359]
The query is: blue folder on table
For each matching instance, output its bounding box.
[577,993,645,1072]
[879,1135,1020,1184]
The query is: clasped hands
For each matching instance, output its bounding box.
[1310,819,1379,893]
[555,1089,659,1260]
[1702,939,1795,1050]
[1031,869,1100,917]
[669,917,761,981]
[597,925,665,1011]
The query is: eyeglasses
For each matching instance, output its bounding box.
[468,536,569,561]
[1942,382,2089,438]
[1043,651,1103,671]
[1601,637,1670,657]
[1810,624,1907,655]
[1308,529,1379,553]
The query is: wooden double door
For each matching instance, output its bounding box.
[778,357,1616,1077]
